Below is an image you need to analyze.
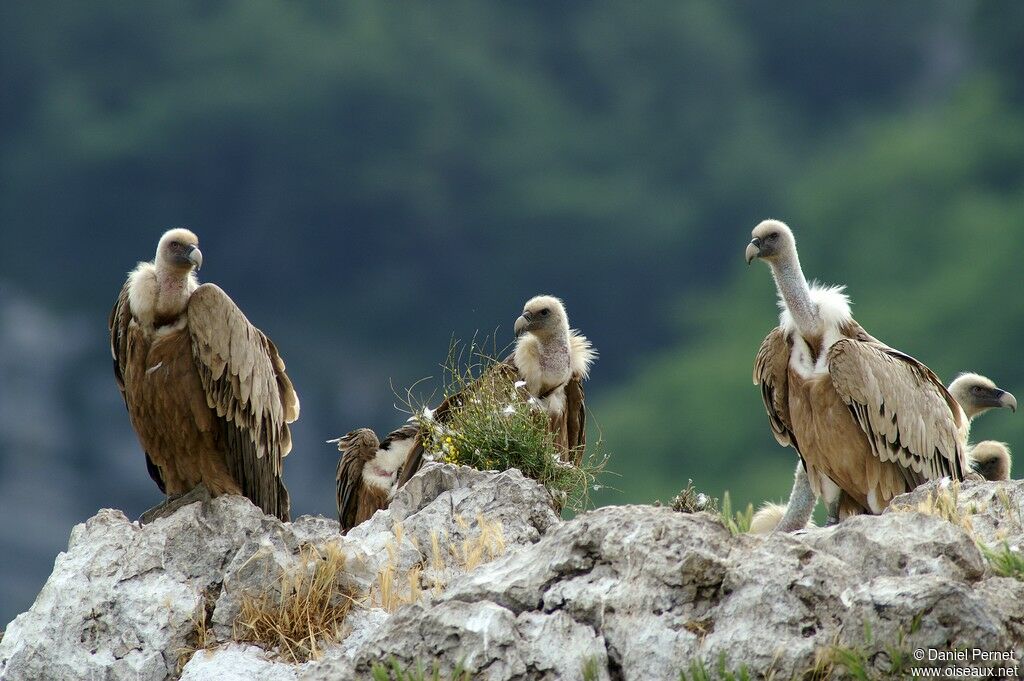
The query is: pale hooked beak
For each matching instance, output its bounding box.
[188,246,203,271]
[514,313,531,337]
[745,238,761,265]
[999,390,1017,413]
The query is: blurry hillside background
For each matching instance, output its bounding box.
[2,0,1024,624]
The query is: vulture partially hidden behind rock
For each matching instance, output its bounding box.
[397,295,595,487]
[747,219,970,523]
[948,372,1015,481]
[110,229,299,521]
[752,372,1017,534]
[333,424,418,533]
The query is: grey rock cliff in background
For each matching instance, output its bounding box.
[2,467,1023,680]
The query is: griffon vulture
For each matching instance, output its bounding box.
[333,424,417,533]
[110,229,299,521]
[397,295,595,486]
[751,372,1017,533]
[748,219,969,523]
[948,372,1016,481]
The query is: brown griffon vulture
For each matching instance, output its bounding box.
[333,424,417,533]
[397,294,595,486]
[747,219,969,524]
[752,372,1017,533]
[110,228,299,521]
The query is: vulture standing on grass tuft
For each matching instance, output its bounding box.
[333,424,418,533]
[397,295,596,486]
[752,372,1017,533]
[748,219,970,524]
[110,229,299,521]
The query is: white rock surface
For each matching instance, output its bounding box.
[3,470,1024,680]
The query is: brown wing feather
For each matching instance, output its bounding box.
[110,281,168,492]
[109,281,132,398]
[564,376,586,466]
[827,338,967,484]
[753,327,799,451]
[335,431,378,533]
[187,283,298,521]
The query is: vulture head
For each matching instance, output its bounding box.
[156,228,203,273]
[337,427,381,453]
[969,441,1013,482]
[745,219,796,266]
[948,373,1017,419]
[515,295,569,339]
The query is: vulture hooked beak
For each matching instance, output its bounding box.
[745,238,762,265]
[187,245,203,271]
[997,389,1018,413]
[514,312,532,337]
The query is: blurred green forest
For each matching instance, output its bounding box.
[2,0,1024,622]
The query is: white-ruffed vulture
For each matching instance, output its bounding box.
[397,294,595,486]
[752,372,1017,533]
[333,424,417,533]
[748,219,969,523]
[110,228,299,521]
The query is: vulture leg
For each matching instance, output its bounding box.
[823,499,841,526]
[776,463,816,532]
[139,483,213,524]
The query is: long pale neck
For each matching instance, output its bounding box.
[771,256,818,335]
[154,265,193,318]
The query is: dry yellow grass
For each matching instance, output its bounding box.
[371,514,507,612]
[232,542,358,663]
[889,480,979,535]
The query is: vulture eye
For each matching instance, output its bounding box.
[540,308,550,316]
[766,232,778,242]
[971,386,983,394]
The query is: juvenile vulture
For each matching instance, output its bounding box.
[397,295,595,486]
[751,372,1017,533]
[333,424,417,533]
[748,219,969,523]
[110,229,299,521]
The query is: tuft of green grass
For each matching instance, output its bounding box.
[980,541,1024,579]
[409,338,607,513]
[816,619,919,681]
[679,653,752,681]
[370,657,471,681]
[719,492,753,535]
[582,656,601,681]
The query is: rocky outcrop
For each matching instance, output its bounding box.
[2,469,1023,681]
[0,464,557,681]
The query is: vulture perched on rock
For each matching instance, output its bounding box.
[397,294,595,486]
[751,373,1017,534]
[110,228,299,522]
[747,219,969,524]
[333,424,418,534]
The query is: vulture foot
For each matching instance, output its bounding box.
[139,483,212,524]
